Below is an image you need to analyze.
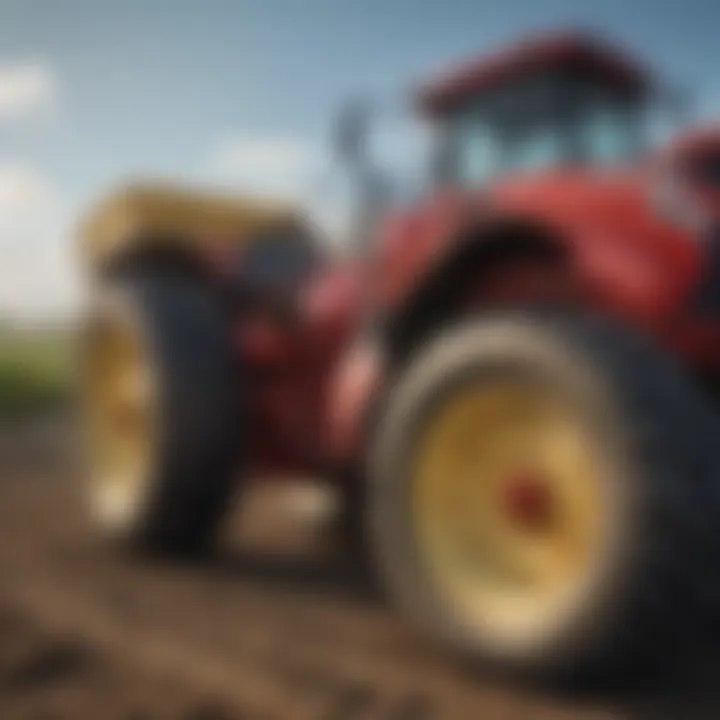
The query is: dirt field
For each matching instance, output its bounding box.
[0,419,718,720]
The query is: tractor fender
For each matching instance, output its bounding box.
[77,182,300,276]
[327,218,586,463]
[378,211,697,361]
[326,217,580,462]
[378,216,581,359]
[327,212,693,465]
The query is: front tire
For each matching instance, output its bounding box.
[368,311,720,682]
[80,273,241,556]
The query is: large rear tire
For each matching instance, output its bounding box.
[80,273,241,556]
[368,311,720,683]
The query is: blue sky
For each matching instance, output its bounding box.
[1,0,719,318]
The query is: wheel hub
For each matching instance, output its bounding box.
[500,472,554,532]
[412,376,605,640]
[82,309,156,528]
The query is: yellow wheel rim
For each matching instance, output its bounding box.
[82,308,156,528]
[412,375,606,646]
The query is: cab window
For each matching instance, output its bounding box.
[433,69,645,186]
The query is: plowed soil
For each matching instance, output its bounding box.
[0,419,717,720]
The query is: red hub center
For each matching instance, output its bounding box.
[501,473,553,531]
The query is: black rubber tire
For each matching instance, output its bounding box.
[330,469,370,565]
[367,310,720,684]
[83,273,241,556]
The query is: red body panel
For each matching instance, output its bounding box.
[238,264,363,476]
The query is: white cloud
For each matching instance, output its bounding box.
[0,61,56,121]
[207,135,322,199]
[0,163,55,230]
[0,241,79,320]
[0,163,78,320]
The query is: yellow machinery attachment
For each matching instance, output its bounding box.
[77,182,302,270]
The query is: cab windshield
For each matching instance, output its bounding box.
[434,70,646,186]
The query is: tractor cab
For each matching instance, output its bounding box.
[419,34,652,186]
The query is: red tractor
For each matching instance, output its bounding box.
[79,32,720,682]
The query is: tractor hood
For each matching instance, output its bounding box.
[486,164,709,270]
[432,164,698,254]
[488,166,663,237]
[383,164,689,258]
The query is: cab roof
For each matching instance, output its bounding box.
[417,31,653,117]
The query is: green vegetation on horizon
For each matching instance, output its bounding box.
[0,325,73,420]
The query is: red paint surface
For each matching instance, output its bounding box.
[373,168,705,335]
[237,265,364,476]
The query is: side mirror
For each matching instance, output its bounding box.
[333,99,371,167]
